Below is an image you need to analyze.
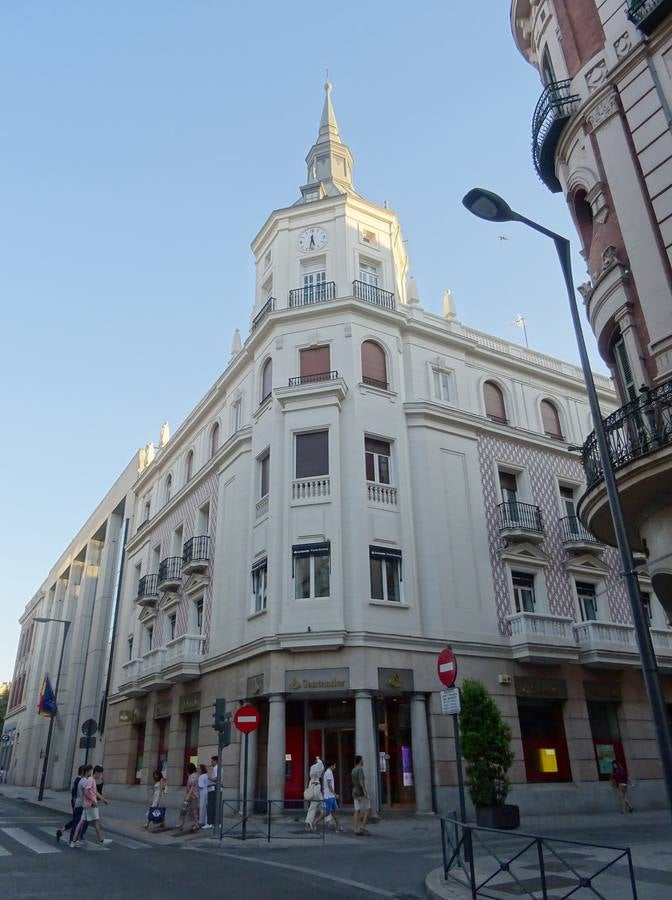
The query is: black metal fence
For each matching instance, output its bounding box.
[183,535,210,566]
[216,798,326,843]
[532,80,580,182]
[251,296,276,330]
[558,516,600,545]
[289,281,336,307]
[498,501,544,533]
[158,556,182,584]
[353,279,395,309]
[137,573,159,598]
[440,814,637,899]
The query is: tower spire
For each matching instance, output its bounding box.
[299,82,356,203]
[318,80,340,143]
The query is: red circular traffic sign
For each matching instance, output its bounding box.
[437,647,457,687]
[233,705,260,734]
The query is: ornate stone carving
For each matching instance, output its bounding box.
[601,245,619,271]
[614,32,632,60]
[578,282,593,302]
[586,182,610,224]
[586,92,619,131]
[585,60,607,94]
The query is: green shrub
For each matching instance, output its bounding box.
[459,678,514,808]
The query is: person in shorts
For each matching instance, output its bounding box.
[351,755,370,835]
[322,761,343,832]
[70,764,111,847]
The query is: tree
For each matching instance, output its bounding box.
[459,678,514,808]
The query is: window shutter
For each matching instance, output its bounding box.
[541,400,562,438]
[300,346,330,377]
[361,341,387,386]
[295,431,329,478]
[261,360,273,399]
[484,381,506,421]
[613,338,637,402]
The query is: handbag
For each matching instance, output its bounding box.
[179,800,189,816]
[303,785,314,801]
[149,806,165,823]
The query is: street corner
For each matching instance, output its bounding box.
[425,866,471,900]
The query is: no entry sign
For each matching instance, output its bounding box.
[233,705,260,734]
[437,647,457,688]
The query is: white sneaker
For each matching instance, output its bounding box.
[202,824,213,829]
[98,838,112,846]
[69,841,81,848]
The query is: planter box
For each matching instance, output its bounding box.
[475,804,520,830]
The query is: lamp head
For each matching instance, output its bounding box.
[462,188,517,223]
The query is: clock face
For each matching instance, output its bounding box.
[298,227,328,252]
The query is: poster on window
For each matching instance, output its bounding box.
[596,743,616,776]
[401,745,413,786]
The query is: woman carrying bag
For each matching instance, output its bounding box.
[304,756,325,832]
[144,769,167,830]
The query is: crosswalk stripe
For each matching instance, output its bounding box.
[2,827,61,854]
[104,834,150,850]
[0,846,10,857]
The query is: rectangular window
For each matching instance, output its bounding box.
[168,614,176,642]
[576,581,598,621]
[432,368,451,402]
[299,345,330,378]
[295,430,329,478]
[559,485,576,519]
[369,547,402,602]
[260,450,270,498]
[252,559,268,613]
[195,598,204,634]
[641,591,652,625]
[512,571,535,613]
[146,626,153,652]
[293,542,330,599]
[232,399,242,431]
[359,261,379,286]
[365,437,391,484]
[128,636,134,661]
[499,471,518,503]
[302,269,327,301]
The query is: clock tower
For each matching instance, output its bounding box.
[250,83,409,320]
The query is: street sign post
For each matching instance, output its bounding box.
[233,706,260,841]
[81,719,99,766]
[437,647,470,865]
[211,698,232,839]
[440,687,461,716]
[437,647,458,688]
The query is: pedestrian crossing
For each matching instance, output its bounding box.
[0,819,160,857]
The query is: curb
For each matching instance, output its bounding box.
[425,866,472,900]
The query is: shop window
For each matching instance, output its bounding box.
[369,547,402,603]
[210,422,220,458]
[484,381,507,424]
[295,430,329,478]
[576,581,598,621]
[134,722,146,786]
[252,558,268,613]
[261,359,273,403]
[259,449,270,498]
[361,340,388,389]
[587,701,625,781]
[157,718,170,777]
[365,437,391,484]
[182,712,200,785]
[432,367,451,402]
[518,698,572,783]
[299,345,330,379]
[512,571,536,613]
[541,400,563,439]
[293,542,330,599]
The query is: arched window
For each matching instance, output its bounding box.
[541,399,563,439]
[484,381,507,424]
[541,45,556,86]
[165,474,172,504]
[610,334,637,402]
[261,359,273,402]
[573,189,593,254]
[361,340,388,390]
[186,450,194,482]
[210,422,220,458]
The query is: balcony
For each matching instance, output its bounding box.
[256,495,269,519]
[136,573,159,607]
[182,535,210,576]
[288,370,339,387]
[579,379,672,548]
[573,620,641,668]
[362,376,389,390]
[507,612,579,664]
[289,281,336,307]
[532,80,580,193]
[158,556,182,591]
[367,482,398,506]
[627,0,672,34]
[352,280,395,309]
[559,516,603,554]
[138,647,170,691]
[164,634,205,683]
[651,628,672,671]
[118,658,145,697]
[251,296,276,331]
[498,501,544,544]
[292,476,330,502]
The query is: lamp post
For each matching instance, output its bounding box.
[462,187,672,818]
[33,616,71,802]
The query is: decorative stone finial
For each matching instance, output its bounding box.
[407,275,420,306]
[159,422,170,448]
[231,328,242,357]
[443,289,456,320]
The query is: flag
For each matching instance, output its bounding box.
[37,676,57,718]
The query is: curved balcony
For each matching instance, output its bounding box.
[559,516,603,554]
[628,0,672,35]
[579,379,672,548]
[182,535,210,576]
[251,296,276,331]
[158,556,183,591]
[532,80,580,193]
[498,501,544,544]
[136,573,159,607]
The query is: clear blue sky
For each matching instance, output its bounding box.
[0,2,607,681]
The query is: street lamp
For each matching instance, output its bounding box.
[463,187,672,818]
[33,617,71,802]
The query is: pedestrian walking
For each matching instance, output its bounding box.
[351,755,370,835]
[322,761,343,832]
[70,764,111,847]
[610,760,634,814]
[197,764,211,828]
[93,765,105,795]
[173,762,200,834]
[207,755,218,827]
[304,756,324,832]
[144,769,167,830]
[57,765,85,843]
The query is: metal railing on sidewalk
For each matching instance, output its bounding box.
[216,798,325,843]
[440,813,637,899]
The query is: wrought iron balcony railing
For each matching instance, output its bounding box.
[362,376,388,390]
[627,0,672,33]
[288,281,336,307]
[498,501,544,533]
[158,556,182,585]
[581,378,672,488]
[532,80,580,193]
[352,280,395,309]
[137,574,159,598]
[288,371,339,386]
[559,516,601,544]
[183,535,210,566]
[251,296,276,330]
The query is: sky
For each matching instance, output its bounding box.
[0,1,608,681]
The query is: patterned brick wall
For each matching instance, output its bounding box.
[477,434,628,633]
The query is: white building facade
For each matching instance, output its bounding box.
[101,86,672,816]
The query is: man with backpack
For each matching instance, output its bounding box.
[70,764,111,847]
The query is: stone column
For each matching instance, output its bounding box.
[266,694,285,814]
[410,693,434,814]
[238,723,258,812]
[355,690,379,817]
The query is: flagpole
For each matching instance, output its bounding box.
[36,619,71,802]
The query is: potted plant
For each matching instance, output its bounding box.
[459,678,519,829]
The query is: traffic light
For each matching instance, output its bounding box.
[213,698,227,731]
